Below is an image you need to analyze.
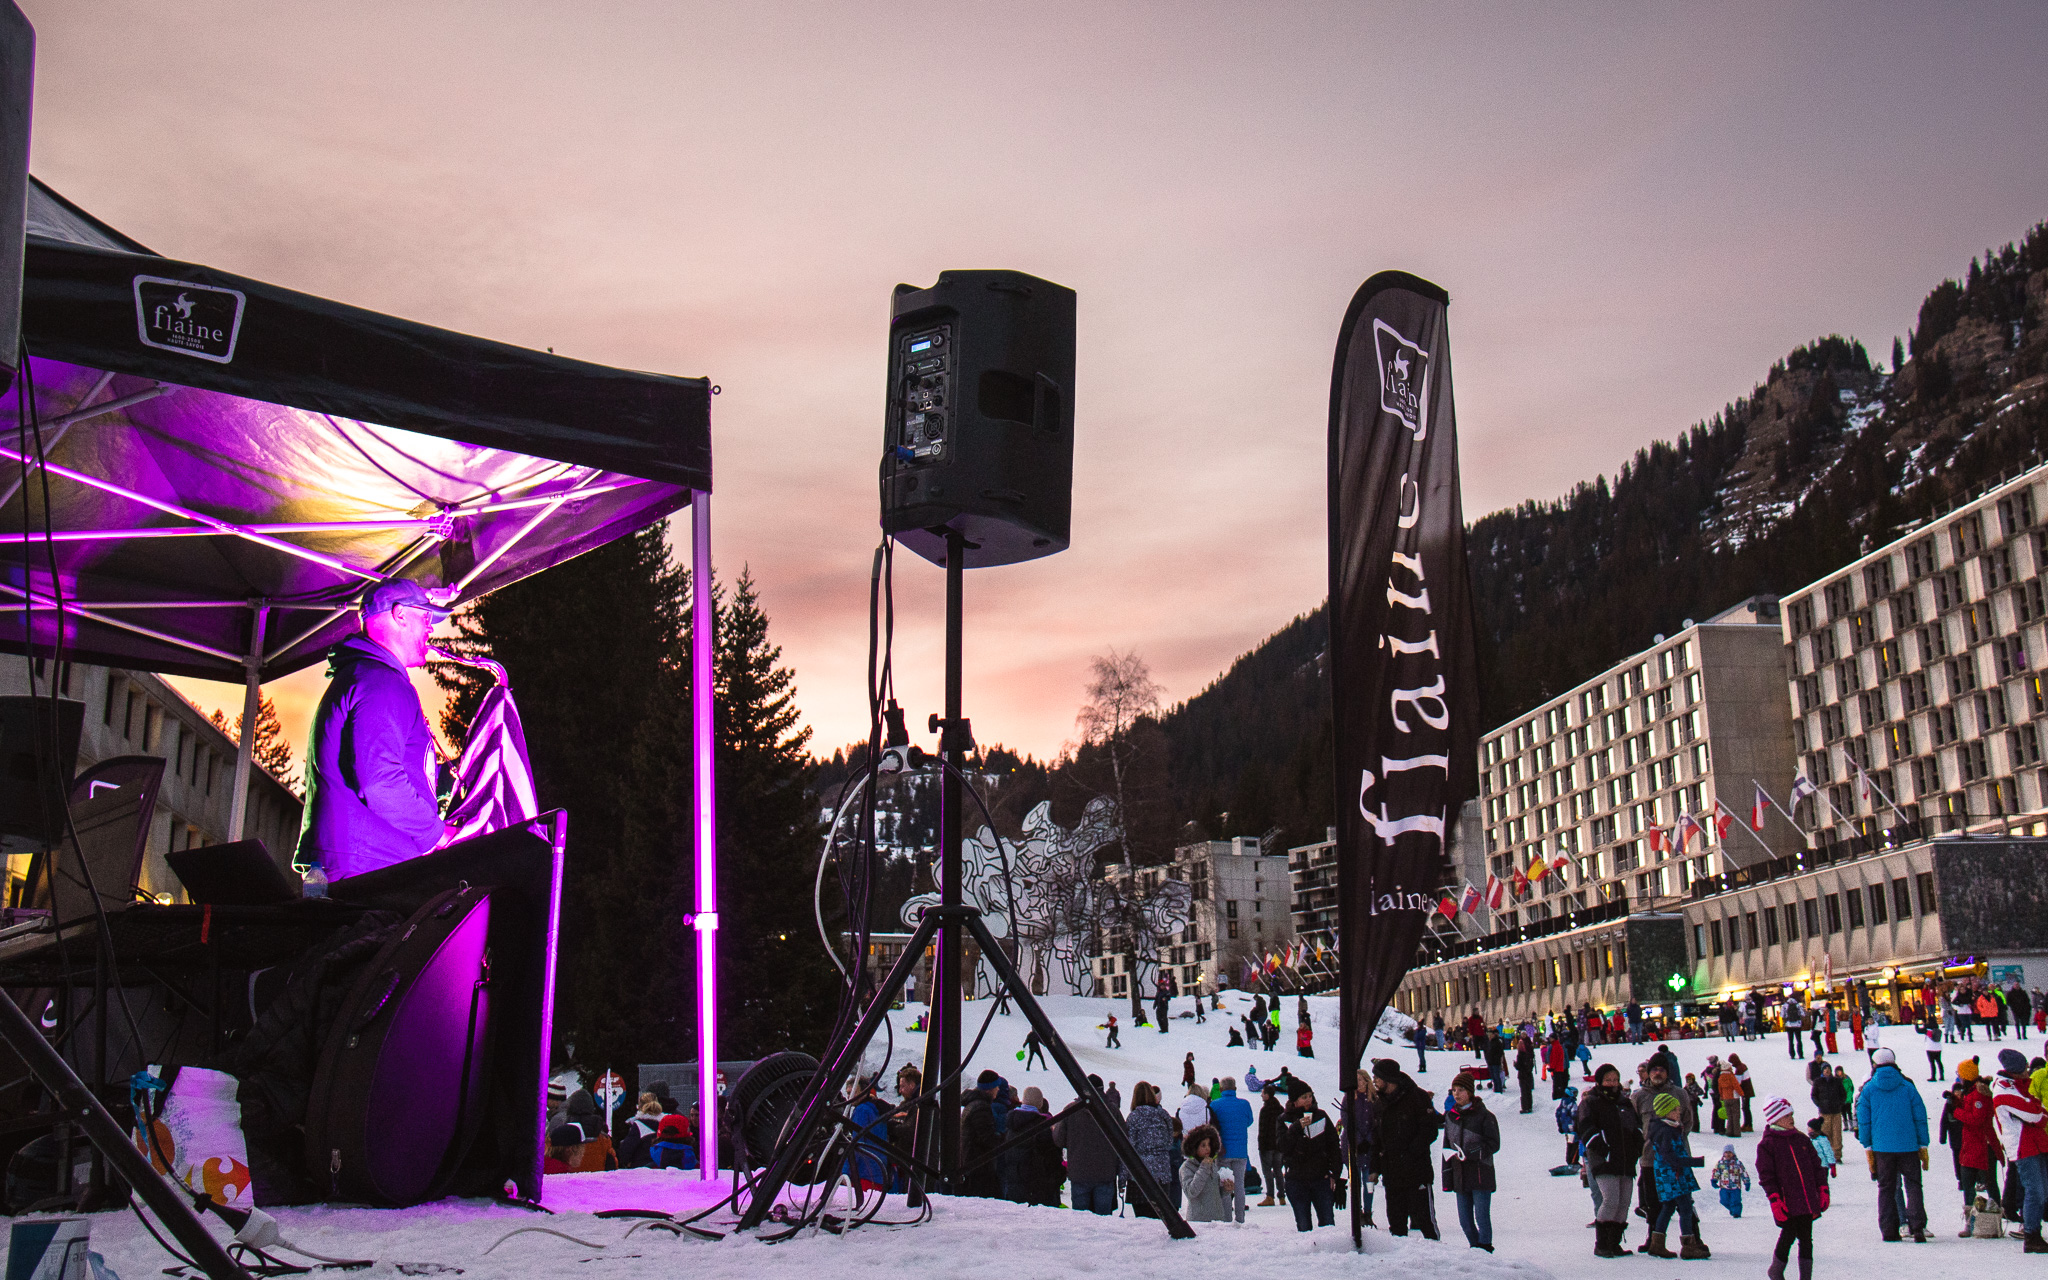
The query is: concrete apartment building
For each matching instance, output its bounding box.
[1088,836,1292,997]
[1476,596,1798,929]
[1391,467,2048,1027]
[1,661,304,907]
[1781,464,2048,842]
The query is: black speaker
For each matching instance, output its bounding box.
[0,3,32,395]
[880,270,1074,569]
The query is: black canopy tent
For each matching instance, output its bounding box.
[0,177,729,1204]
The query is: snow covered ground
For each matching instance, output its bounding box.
[20,990,2041,1280]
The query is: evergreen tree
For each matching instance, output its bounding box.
[431,526,694,1075]
[212,697,300,795]
[711,569,838,1056]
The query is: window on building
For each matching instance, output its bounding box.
[1762,908,1780,946]
[1960,739,1990,783]
[1933,569,1964,612]
[1227,921,1238,940]
[1892,878,1913,920]
[1708,919,1723,957]
[1782,902,1800,942]
[1998,488,2036,536]
[1953,512,1985,559]
[1803,898,1819,936]
[2016,580,2047,624]
[1824,894,1841,933]
[1846,890,1865,929]
[1906,537,1936,580]
[1868,884,1887,926]
[1916,872,1937,915]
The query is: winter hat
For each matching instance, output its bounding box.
[1957,1059,1980,1082]
[1722,1144,1736,1155]
[1871,1047,1896,1066]
[1999,1048,2030,1076]
[1373,1059,1403,1082]
[976,1069,1002,1088]
[1022,1086,1047,1109]
[547,1122,584,1149]
[1652,1092,1680,1118]
[1761,1096,1794,1128]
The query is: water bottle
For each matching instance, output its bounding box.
[301,864,328,900]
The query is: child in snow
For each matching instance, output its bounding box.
[1104,1014,1120,1048]
[1711,1143,1751,1217]
[1757,1096,1829,1280]
[1555,1084,1581,1169]
[1803,1116,1837,1176]
[1685,1073,1707,1134]
[1645,1091,1708,1258]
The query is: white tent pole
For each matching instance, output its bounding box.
[228,603,269,841]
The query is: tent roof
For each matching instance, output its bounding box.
[3,180,711,682]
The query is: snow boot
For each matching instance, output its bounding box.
[1679,1233,1710,1260]
[1593,1221,1627,1257]
[1257,1196,1276,1207]
[1639,1231,1675,1258]
[1766,1256,1787,1280]
[2024,1231,2048,1254]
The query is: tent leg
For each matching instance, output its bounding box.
[689,491,720,1180]
[226,604,268,842]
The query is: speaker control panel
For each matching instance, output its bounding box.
[896,324,952,463]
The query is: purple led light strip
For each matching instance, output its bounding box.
[690,491,720,1178]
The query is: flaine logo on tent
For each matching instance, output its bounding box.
[1371,318,1429,439]
[132,275,246,363]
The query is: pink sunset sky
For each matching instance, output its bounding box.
[18,1,2048,763]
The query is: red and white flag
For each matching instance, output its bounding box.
[1648,825,1664,853]
[1510,869,1529,897]
[1751,782,1769,831]
[1712,798,1734,841]
[1485,874,1505,910]
[1550,853,1571,878]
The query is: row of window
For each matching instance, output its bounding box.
[1401,939,1632,1014]
[1484,643,1698,769]
[1694,872,1937,960]
[1793,488,2041,637]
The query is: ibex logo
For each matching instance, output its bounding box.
[133,275,246,363]
[1372,319,1429,440]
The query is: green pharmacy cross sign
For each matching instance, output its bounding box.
[1665,972,1687,993]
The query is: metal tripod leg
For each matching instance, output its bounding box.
[955,910,1195,1239]
[735,911,943,1230]
[0,987,249,1279]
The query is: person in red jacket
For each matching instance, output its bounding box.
[1755,1096,1829,1280]
[1544,1037,1569,1101]
[1952,1073,2001,1231]
[1991,1048,2048,1252]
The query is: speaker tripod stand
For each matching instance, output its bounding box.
[733,902,1194,1239]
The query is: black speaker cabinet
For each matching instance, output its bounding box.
[880,270,1074,569]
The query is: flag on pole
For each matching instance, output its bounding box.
[1648,825,1664,853]
[1751,782,1769,831]
[1526,851,1549,882]
[1460,882,1483,915]
[1511,869,1529,897]
[1852,758,1873,802]
[1485,874,1504,910]
[1712,798,1734,841]
[1549,853,1571,878]
[1789,773,1817,807]
[1438,896,1458,919]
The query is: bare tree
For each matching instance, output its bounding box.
[1075,649,1163,865]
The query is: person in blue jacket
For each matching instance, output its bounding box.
[1209,1076,1255,1223]
[298,580,455,880]
[1854,1046,1931,1242]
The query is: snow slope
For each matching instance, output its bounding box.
[19,991,2036,1280]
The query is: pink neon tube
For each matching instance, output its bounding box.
[690,491,720,1177]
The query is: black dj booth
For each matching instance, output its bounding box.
[0,817,565,1207]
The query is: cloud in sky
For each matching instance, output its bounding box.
[34,0,2048,760]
